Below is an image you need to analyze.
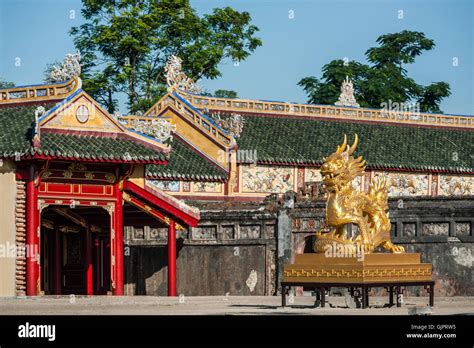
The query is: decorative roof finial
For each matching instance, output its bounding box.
[335,76,359,108]
[164,55,201,93]
[129,118,177,144]
[33,106,46,149]
[210,112,245,138]
[46,51,82,83]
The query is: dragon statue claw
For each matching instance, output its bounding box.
[314,134,405,254]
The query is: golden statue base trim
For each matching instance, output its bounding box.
[283,253,432,283]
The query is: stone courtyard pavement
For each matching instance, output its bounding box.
[0,296,473,315]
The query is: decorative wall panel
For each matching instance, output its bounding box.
[373,171,429,196]
[306,167,360,189]
[193,226,217,239]
[439,176,474,196]
[192,182,222,193]
[305,168,322,183]
[455,222,471,236]
[422,223,449,236]
[148,180,180,192]
[403,223,416,237]
[239,225,261,239]
[241,166,294,193]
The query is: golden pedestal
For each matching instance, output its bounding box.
[283,253,432,283]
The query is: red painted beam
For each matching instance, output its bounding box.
[26,165,39,296]
[123,181,199,227]
[168,220,177,297]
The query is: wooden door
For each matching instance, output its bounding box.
[61,229,87,294]
[93,234,111,294]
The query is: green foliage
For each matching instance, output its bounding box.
[0,78,14,89]
[71,0,261,113]
[214,89,238,98]
[417,82,451,113]
[298,31,451,113]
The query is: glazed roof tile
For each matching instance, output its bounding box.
[146,138,228,181]
[0,104,168,163]
[235,115,474,173]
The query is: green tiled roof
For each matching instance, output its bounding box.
[0,104,53,157]
[236,115,474,173]
[36,132,168,162]
[0,104,168,163]
[146,139,228,181]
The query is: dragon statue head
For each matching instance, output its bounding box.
[315,134,405,254]
[320,134,366,192]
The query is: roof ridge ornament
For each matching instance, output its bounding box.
[46,51,82,83]
[209,111,245,138]
[164,55,201,94]
[33,106,46,150]
[335,76,359,108]
[128,117,177,144]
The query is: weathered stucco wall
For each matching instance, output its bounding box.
[123,195,473,297]
[289,195,474,296]
[126,244,268,296]
[124,204,277,296]
[0,161,17,296]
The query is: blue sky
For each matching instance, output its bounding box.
[0,0,472,115]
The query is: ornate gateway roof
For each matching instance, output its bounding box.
[0,83,169,164]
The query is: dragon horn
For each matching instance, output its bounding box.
[347,134,359,155]
[336,134,348,154]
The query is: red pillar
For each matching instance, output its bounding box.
[93,236,100,295]
[54,226,61,295]
[86,228,93,295]
[167,220,177,297]
[26,165,39,296]
[113,186,124,295]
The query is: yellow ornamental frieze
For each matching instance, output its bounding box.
[284,267,430,279]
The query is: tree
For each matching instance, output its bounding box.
[214,89,238,99]
[70,0,261,113]
[0,78,14,89]
[298,31,451,113]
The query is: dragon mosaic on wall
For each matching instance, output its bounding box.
[314,134,405,254]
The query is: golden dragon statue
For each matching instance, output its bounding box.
[314,134,405,254]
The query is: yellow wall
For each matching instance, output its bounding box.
[0,160,17,296]
[162,109,228,168]
[129,165,145,188]
[41,93,121,132]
